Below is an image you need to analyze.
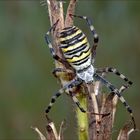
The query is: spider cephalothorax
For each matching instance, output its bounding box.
[44,14,136,129]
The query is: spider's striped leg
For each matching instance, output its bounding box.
[46,74,107,115]
[45,89,63,113]
[69,91,110,116]
[52,68,74,78]
[94,73,136,129]
[45,20,67,64]
[96,67,133,92]
[66,78,87,113]
[46,77,82,114]
[69,14,99,60]
[69,91,86,113]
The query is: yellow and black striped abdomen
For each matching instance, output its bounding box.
[59,26,92,71]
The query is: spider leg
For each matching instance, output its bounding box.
[96,67,133,93]
[45,90,63,113]
[94,73,136,129]
[70,91,86,113]
[46,75,110,117]
[52,67,74,78]
[45,77,82,114]
[45,20,68,65]
[69,14,99,61]
[96,67,133,85]
[69,91,109,116]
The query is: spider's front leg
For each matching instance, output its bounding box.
[45,75,84,114]
[45,90,63,113]
[45,20,68,66]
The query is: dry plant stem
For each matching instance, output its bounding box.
[112,95,118,126]
[87,83,100,122]
[58,120,65,140]
[31,127,47,140]
[88,93,98,140]
[88,92,114,140]
[47,122,59,139]
[65,0,77,26]
[98,93,114,140]
[31,116,59,140]
[117,122,135,140]
[46,115,58,140]
[87,73,116,140]
[46,116,65,140]
[32,118,64,140]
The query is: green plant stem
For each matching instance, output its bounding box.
[76,94,88,140]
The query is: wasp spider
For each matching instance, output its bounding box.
[44,14,136,129]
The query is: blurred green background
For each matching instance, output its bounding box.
[0,0,140,140]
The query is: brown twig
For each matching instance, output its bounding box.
[117,121,135,140]
[65,0,77,27]
[31,126,47,140]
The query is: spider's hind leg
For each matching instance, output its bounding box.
[94,74,136,129]
[70,91,86,113]
[96,67,133,93]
